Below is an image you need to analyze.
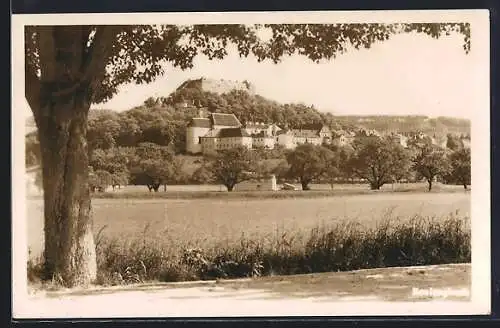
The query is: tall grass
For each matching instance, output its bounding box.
[28,212,470,286]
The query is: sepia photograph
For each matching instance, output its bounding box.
[12,10,490,318]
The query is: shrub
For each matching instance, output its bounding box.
[28,212,471,285]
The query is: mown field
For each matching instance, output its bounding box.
[27,189,471,262]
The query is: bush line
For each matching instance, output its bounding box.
[28,213,470,286]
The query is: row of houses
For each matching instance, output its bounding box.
[185,110,334,154]
[185,110,470,154]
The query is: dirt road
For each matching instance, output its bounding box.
[15,263,480,318]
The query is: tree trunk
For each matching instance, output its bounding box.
[227,184,234,192]
[301,180,310,191]
[163,184,167,192]
[427,179,433,191]
[37,103,96,287]
[463,183,468,190]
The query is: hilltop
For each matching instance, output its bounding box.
[176,77,256,96]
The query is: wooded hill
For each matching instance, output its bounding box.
[25,78,471,167]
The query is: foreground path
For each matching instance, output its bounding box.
[16,263,476,318]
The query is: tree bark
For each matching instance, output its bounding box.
[301,180,310,191]
[427,179,433,191]
[37,101,96,287]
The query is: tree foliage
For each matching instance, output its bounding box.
[349,137,412,190]
[412,144,450,191]
[206,146,256,191]
[129,142,176,192]
[286,143,334,190]
[446,148,471,189]
[25,23,470,113]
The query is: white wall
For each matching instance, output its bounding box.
[186,127,210,154]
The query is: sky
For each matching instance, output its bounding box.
[23,30,476,120]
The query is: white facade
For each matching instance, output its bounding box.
[277,132,295,149]
[186,125,210,154]
[253,136,275,149]
[201,135,253,154]
[186,113,332,153]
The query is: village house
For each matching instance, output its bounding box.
[251,131,276,149]
[186,111,244,154]
[276,129,295,149]
[200,127,253,154]
[244,121,282,137]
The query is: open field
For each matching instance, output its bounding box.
[26,180,470,199]
[26,191,471,261]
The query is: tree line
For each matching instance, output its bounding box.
[207,136,471,192]
[79,133,470,193]
[27,114,471,193]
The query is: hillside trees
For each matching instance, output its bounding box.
[191,161,214,184]
[25,23,470,287]
[89,147,132,189]
[446,133,464,151]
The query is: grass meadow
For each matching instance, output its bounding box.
[26,187,471,286]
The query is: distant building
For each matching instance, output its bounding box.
[200,127,253,154]
[251,131,276,149]
[186,111,243,154]
[244,121,282,137]
[276,129,295,149]
[186,113,333,153]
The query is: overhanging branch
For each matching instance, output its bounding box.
[50,26,120,99]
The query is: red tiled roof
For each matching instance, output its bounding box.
[210,113,241,127]
[201,128,250,138]
[219,127,250,138]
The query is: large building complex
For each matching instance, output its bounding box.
[185,111,333,154]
